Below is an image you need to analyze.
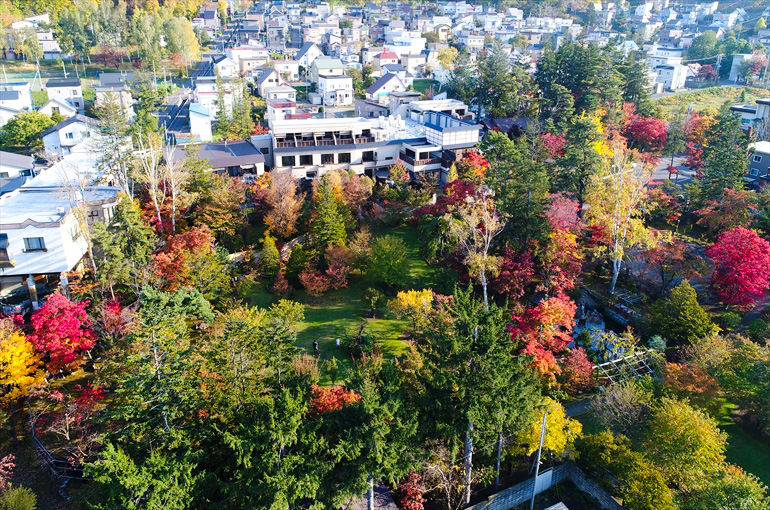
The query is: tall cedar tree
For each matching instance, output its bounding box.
[309,174,347,252]
[649,280,718,345]
[697,107,750,203]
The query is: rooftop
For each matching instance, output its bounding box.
[750,140,770,154]
[46,78,82,88]
[0,151,33,169]
[170,141,265,169]
[0,187,120,225]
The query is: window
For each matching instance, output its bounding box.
[300,154,313,165]
[0,172,8,178]
[338,153,351,163]
[88,210,100,217]
[753,154,762,162]
[65,132,74,139]
[322,153,334,164]
[0,234,8,262]
[72,89,78,95]
[363,151,374,162]
[74,101,80,108]
[259,147,269,154]
[23,237,46,252]
[750,168,759,176]
[281,155,296,166]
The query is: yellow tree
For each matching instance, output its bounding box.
[0,325,44,405]
[584,139,660,294]
[388,289,434,334]
[512,397,582,460]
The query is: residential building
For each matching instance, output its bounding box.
[273,59,301,82]
[45,78,84,113]
[0,82,33,113]
[263,85,297,101]
[0,151,34,179]
[372,48,400,70]
[212,55,239,78]
[41,115,100,158]
[268,109,480,180]
[256,69,286,97]
[189,103,213,143]
[401,53,427,76]
[654,64,688,90]
[38,97,78,119]
[318,75,354,106]
[747,140,770,189]
[168,140,265,177]
[366,73,408,103]
[311,58,345,82]
[296,42,324,68]
[226,45,270,65]
[194,76,242,118]
[267,20,287,50]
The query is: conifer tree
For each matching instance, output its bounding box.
[309,175,347,252]
[650,280,718,345]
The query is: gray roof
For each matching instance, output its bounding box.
[296,41,318,60]
[0,90,20,101]
[98,72,136,87]
[46,78,81,88]
[366,73,401,95]
[171,141,265,169]
[256,69,279,86]
[0,150,33,169]
[40,114,100,138]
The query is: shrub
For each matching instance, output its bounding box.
[747,318,769,342]
[342,325,376,358]
[0,486,37,510]
[367,236,409,288]
[647,335,667,352]
[559,348,595,395]
[720,311,742,331]
[362,288,385,317]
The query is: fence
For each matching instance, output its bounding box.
[466,462,624,510]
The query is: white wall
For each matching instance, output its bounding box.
[0,215,87,277]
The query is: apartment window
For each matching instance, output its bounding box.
[300,154,313,165]
[322,153,334,164]
[750,168,759,176]
[259,147,269,154]
[23,237,46,252]
[338,153,351,163]
[88,210,100,217]
[363,150,374,162]
[65,132,74,139]
[281,155,296,166]
[753,155,762,162]
[74,101,80,108]
[72,89,78,95]
[0,234,8,262]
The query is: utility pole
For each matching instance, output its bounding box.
[529,413,548,510]
[2,65,7,83]
[715,54,722,84]
[62,59,67,78]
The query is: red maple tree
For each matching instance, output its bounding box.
[706,228,770,309]
[559,348,595,394]
[540,133,567,160]
[491,247,535,300]
[397,472,426,510]
[510,295,577,381]
[309,385,361,415]
[151,226,215,291]
[695,188,757,237]
[546,193,582,231]
[538,228,583,295]
[27,294,96,373]
[624,116,668,152]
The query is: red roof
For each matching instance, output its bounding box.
[377,47,398,59]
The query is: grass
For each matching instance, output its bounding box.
[711,399,770,486]
[245,225,440,381]
[655,86,770,117]
[412,79,440,97]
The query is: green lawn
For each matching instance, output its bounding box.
[655,86,770,117]
[711,399,770,486]
[246,225,439,381]
[412,79,440,97]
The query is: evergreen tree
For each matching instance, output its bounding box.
[309,175,347,252]
[214,72,230,137]
[475,39,527,118]
[697,108,750,203]
[447,50,475,108]
[650,281,718,345]
[259,233,281,280]
[619,51,653,115]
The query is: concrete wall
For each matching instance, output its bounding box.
[466,463,624,510]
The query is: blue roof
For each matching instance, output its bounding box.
[189,103,210,116]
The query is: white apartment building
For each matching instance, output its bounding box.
[654,64,688,90]
[42,115,101,158]
[268,109,480,181]
[318,75,354,106]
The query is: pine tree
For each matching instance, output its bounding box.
[650,280,718,345]
[309,175,347,252]
[259,233,281,280]
[697,107,750,203]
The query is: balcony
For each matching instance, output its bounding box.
[399,152,442,167]
[355,136,375,143]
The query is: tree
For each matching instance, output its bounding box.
[697,108,750,203]
[135,132,165,227]
[309,174,347,252]
[490,247,535,301]
[389,289,434,334]
[686,464,769,510]
[93,197,155,298]
[695,188,757,237]
[624,116,667,152]
[27,294,96,373]
[510,294,577,384]
[437,47,458,71]
[396,472,426,510]
[57,9,91,62]
[644,398,727,489]
[512,398,582,460]
[197,175,246,248]
[559,348,595,395]
[265,170,302,238]
[11,26,42,62]
[706,228,770,309]
[687,32,718,60]
[0,110,55,151]
[475,40,528,118]
[590,379,654,440]
[584,140,659,293]
[447,50,475,107]
[446,189,505,310]
[161,146,188,234]
[537,228,583,296]
[0,321,44,405]
[367,236,409,288]
[258,233,281,280]
[165,17,200,70]
[650,281,718,345]
[577,432,676,510]
[556,113,605,205]
[95,92,132,198]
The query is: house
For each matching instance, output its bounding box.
[435,24,451,42]
[266,98,299,121]
[273,60,301,82]
[747,141,770,189]
[95,72,136,119]
[263,85,297,102]
[267,20,287,50]
[318,75,354,106]
[256,69,287,97]
[402,53,427,76]
[189,103,213,143]
[311,58,345,82]
[654,64,688,90]
[0,143,119,298]
[168,140,265,177]
[201,8,220,32]
[41,115,100,158]
[383,64,413,87]
[226,45,270,65]
[240,58,269,79]
[194,76,240,119]
[0,82,33,112]
[372,48,400,70]
[45,78,84,113]
[38,97,78,119]
[730,98,770,134]
[212,55,239,78]
[0,151,34,179]
[10,14,63,60]
[365,73,408,103]
[295,42,324,68]
[354,98,389,118]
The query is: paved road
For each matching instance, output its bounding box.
[652,155,695,184]
[156,58,215,133]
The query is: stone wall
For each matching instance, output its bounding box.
[466,462,624,510]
